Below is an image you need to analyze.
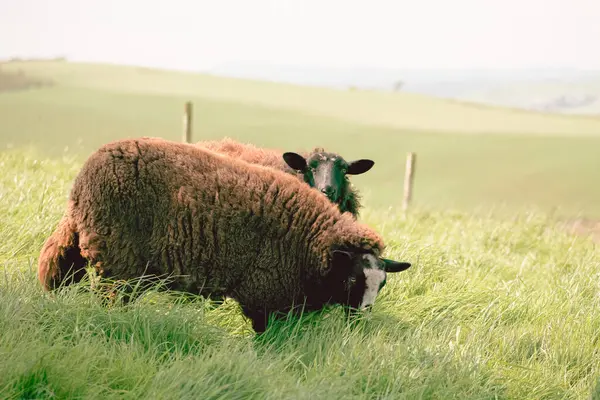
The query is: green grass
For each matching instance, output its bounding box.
[2,61,600,397]
[2,148,600,399]
[1,61,600,217]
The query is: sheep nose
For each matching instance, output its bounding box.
[320,186,335,197]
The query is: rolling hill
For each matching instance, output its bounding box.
[3,60,600,135]
[1,60,600,217]
[210,63,600,116]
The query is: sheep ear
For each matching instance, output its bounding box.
[381,258,411,273]
[283,152,307,171]
[347,159,374,175]
[332,249,352,263]
[329,250,352,275]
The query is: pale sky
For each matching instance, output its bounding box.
[1,0,599,71]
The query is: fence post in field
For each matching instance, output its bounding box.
[402,152,416,216]
[183,101,193,143]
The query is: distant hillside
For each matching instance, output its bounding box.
[3,60,600,217]
[209,63,600,116]
[0,65,53,92]
[459,80,600,115]
[3,60,600,136]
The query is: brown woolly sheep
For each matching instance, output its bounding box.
[197,137,374,217]
[38,137,411,333]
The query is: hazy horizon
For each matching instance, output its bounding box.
[2,0,600,73]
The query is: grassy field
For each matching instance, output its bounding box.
[1,148,600,399]
[1,61,600,217]
[2,61,600,398]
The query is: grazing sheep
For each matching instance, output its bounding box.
[38,137,410,333]
[198,137,374,217]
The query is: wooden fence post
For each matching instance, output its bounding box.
[183,101,193,143]
[402,152,416,215]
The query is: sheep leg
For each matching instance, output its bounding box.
[241,306,274,334]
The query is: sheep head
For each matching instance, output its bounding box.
[323,249,411,311]
[282,150,374,204]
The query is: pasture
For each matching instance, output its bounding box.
[2,61,600,217]
[1,61,600,399]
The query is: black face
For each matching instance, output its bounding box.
[282,151,374,203]
[323,250,412,311]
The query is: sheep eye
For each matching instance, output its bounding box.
[348,277,356,284]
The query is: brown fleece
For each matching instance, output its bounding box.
[38,209,87,290]
[199,137,300,174]
[38,137,384,325]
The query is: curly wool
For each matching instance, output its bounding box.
[38,137,384,319]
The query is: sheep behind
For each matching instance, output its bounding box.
[197,137,374,217]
